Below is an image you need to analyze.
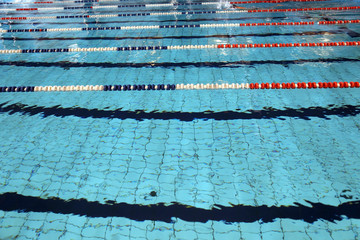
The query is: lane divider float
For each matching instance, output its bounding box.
[1,0,101,4]
[0,41,358,54]
[0,10,237,21]
[0,2,218,12]
[0,0,328,5]
[1,81,359,93]
[2,20,359,33]
[0,0,201,5]
[0,0,336,11]
[248,6,360,13]
[1,6,359,21]
[230,0,328,3]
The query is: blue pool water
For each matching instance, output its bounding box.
[0,0,360,239]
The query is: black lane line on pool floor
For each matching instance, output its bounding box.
[1,102,359,121]
[2,28,359,41]
[0,58,358,69]
[0,192,359,223]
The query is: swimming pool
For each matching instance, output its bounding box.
[0,0,359,239]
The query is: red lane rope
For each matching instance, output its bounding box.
[217,41,360,49]
[16,8,38,11]
[1,17,28,20]
[230,0,327,3]
[318,20,360,24]
[248,6,360,12]
[238,20,360,26]
[249,81,360,89]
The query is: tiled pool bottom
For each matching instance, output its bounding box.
[0,211,359,239]
[1,0,360,239]
[0,92,360,239]
[1,65,360,239]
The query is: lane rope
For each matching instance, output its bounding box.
[0,0,328,5]
[0,0,208,5]
[0,41,358,54]
[1,20,359,33]
[1,7,359,21]
[1,81,359,93]
[0,11,238,21]
[230,0,328,3]
[248,6,360,13]
[0,0,332,11]
[2,0,109,5]
[0,2,219,12]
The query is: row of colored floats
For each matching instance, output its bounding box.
[230,0,327,3]
[250,82,360,89]
[0,82,359,93]
[0,41,359,54]
[318,20,360,24]
[0,10,221,21]
[1,2,215,12]
[3,0,342,11]
[0,84,176,92]
[1,0,102,4]
[217,41,360,48]
[1,20,360,34]
[248,6,360,13]
[0,0,328,5]
[238,21,314,26]
[1,0,129,4]
[1,6,359,21]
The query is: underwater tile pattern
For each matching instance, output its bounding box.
[0,211,359,239]
[0,0,360,239]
